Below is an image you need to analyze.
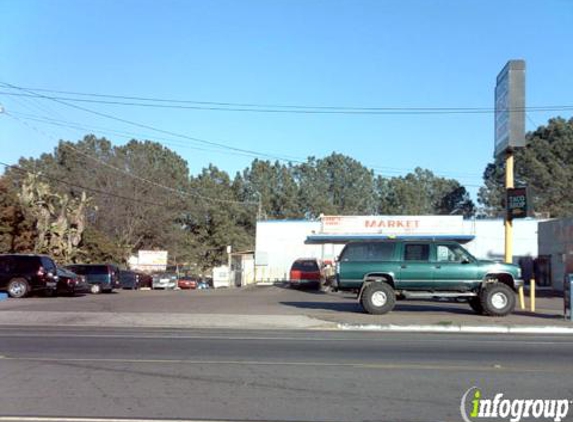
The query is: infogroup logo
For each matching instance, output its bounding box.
[461,387,571,422]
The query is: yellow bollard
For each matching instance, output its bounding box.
[518,285,525,310]
[530,278,536,313]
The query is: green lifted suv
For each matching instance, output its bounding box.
[336,240,523,316]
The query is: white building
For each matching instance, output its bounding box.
[254,215,543,283]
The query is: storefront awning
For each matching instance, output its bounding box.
[305,234,475,244]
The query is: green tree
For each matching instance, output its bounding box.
[478,117,573,217]
[10,136,192,261]
[294,153,377,218]
[236,159,301,219]
[183,165,254,270]
[379,168,475,216]
[0,176,35,253]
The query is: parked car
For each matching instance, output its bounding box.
[119,270,140,290]
[136,272,153,289]
[177,276,198,290]
[0,254,58,298]
[289,258,325,290]
[152,272,177,289]
[336,240,523,316]
[54,267,90,296]
[197,280,210,289]
[65,264,120,294]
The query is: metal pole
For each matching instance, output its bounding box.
[504,151,514,263]
[530,278,536,312]
[227,245,232,288]
[505,151,524,309]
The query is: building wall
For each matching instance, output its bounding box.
[539,218,573,291]
[255,218,543,283]
[462,219,540,262]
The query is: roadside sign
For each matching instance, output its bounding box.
[507,187,528,220]
[494,60,526,158]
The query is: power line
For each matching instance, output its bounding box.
[3,84,573,114]
[2,90,573,114]
[0,161,169,208]
[3,112,259,206]
[0,82,303,163]
[1,83,487,185]
[4,109,486,186]
[6,110,279,160]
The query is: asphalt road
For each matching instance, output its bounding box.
[1,327,572,422]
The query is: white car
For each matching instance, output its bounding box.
[151,273,177,290]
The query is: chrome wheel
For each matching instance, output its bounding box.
[8,279,29,298]
[371,290,387,307]
[491,292,508,309]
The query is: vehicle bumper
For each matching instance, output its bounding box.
[152,283,176,289]
[289,279,321,287]
[514,279,525,290]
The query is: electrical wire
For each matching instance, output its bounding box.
[3,109,486,185]
[3,84,573,114]
[0,161,170,208]
[0,82,303,163]
[3,112,259,206]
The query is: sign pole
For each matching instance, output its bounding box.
[505,150,525,310]
[504,150,514,263]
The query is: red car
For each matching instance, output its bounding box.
[178,277,198,290]
[289,258,324,290]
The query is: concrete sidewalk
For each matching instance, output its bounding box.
[0,308,571,334]
[0,310,336,330]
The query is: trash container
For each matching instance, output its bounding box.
[0,292,7,301]
[564,274,573,321]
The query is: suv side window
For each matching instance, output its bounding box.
[436,244,472,262]
[341,243,395,261]
[404,244,430,261]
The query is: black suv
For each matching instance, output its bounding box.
[0,254,59,298]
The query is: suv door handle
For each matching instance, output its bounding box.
[435,265,441,269]
[400,265,407,269]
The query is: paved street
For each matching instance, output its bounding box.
[0,285,568,329]
[1,327,573,422]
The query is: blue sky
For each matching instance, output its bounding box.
[1,0,572,200]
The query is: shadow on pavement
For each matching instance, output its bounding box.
[280,300,480,315]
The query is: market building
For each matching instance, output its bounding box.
[254,215,543,285]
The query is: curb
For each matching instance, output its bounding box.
[337,323,573,334]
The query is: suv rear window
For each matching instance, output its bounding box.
[291,260,319,271]
[40,257,57,272]
[341,242,396,261]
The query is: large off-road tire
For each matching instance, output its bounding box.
[468,297,484,315]
[7,278,30,298]
[360,282,396,315]
[480,282,516,317]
